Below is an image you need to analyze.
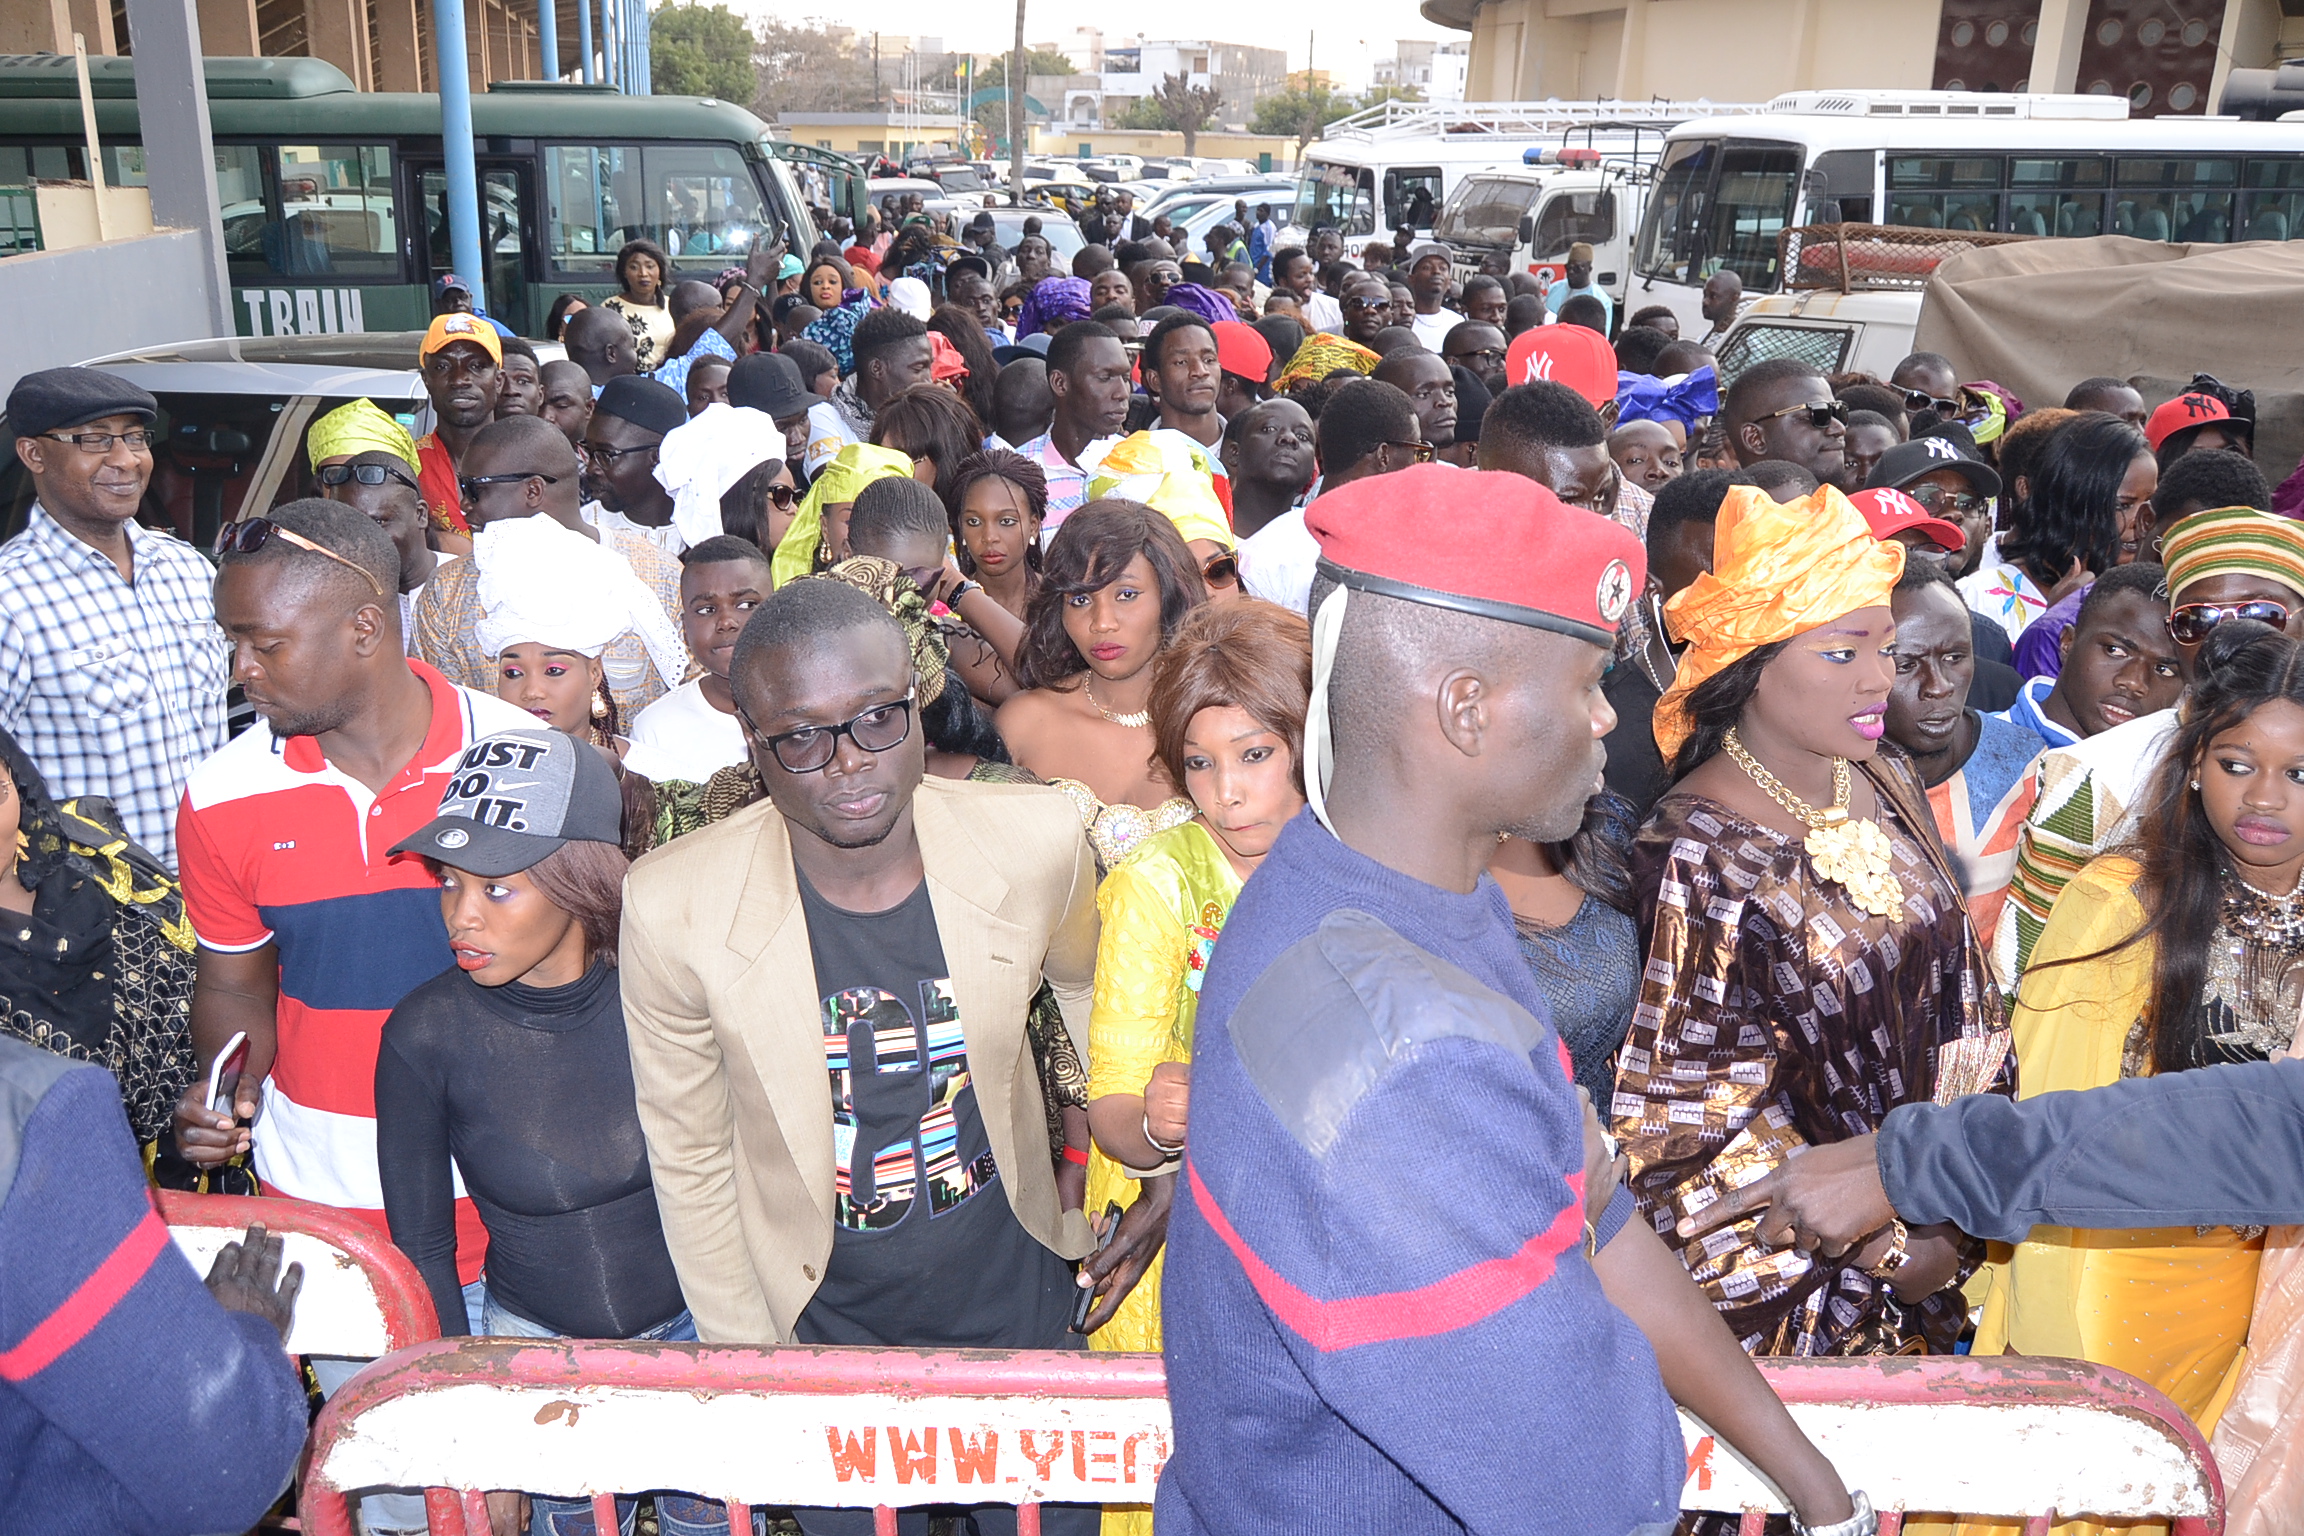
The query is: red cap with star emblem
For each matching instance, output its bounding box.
[1502,323,1617,406]
[1850,486,1965,552]
[1305,463,1645,647]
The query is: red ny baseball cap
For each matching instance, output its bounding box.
[1212,321,1273,385]
[1850,486,1965,552]
[1503,324,1617,406]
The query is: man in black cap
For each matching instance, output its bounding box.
[0,366,228,868]
[582,375,688,553]
[944,255,1002,345]
[728,352,817,476]
[1866,435,2000,583]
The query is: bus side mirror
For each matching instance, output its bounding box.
[1517,214,1535,247]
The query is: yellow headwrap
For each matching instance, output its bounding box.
[306,399,419,473]
[772,443,915,589]
[1275,334,1381,394]
[1653,485,1905,764]
[1083,429,1236,550]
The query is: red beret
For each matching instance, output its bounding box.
[1306,464,1645,646]
[1504,324,1617,406]
[1212,320,1273,384]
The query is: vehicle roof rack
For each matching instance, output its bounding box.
[1319,98,1765,142]
[1780,221,2035,292]
[1762,89,2129,120]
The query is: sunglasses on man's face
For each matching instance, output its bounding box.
[2167,599,2293,647]
[318,462,418,492]
[1385,440,1436,466]
[1756,398,1848,430]
[1903,389,1960,415]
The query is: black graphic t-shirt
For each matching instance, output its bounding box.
[793,868,1074,1348]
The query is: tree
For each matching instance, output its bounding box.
[1148,72,1223,154]
[753,20,881,115]
[976,49,1077,90]
[650,3,758,102]
[1249,83,1357,148]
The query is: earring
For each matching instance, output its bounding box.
[2190,779,2202,790]
[591,688,610,722]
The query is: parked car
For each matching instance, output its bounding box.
[978,207,1087,265]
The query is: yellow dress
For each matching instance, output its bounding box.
[1950,856,2262,1536]
[1084,820,1239,1536]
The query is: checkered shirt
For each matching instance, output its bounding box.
[0,507,229,868]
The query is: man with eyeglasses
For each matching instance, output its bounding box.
[1992,506,2304,993]
[414,415,685,726]
[1887,352,1962,425]
[581,374,688,555]
[0,367,227,869]
[1722,357,1854,491]
[1339,273,1394,349]
[620,578,1102,1536]
[306,400,441,658]
[1440,319,1509,395]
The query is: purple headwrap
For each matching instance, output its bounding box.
[1160,283,1238,328]
[1017,276,1093,339]
[1615,365,1719,431]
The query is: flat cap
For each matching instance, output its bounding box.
[9,366,157,441]
[593,374,688,438]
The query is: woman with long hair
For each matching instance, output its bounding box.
[1489,793,1643,1106]
[1615,484,2014,1369]
[926,303,1001,426]
[1957,619,2304,1536]
[950,449,1048,620]
[1960,411,2156,641]
[603,238,674,370]
[1077,600,1312,1536]
[994,499,1209,869]
[871,384,984,513]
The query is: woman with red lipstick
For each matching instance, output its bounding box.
[996,500,1210,870]
[1954,621,2304,1515]
[1077,601,1311,1536]
[1613,484,2015,1369]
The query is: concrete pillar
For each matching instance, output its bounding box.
[1784,0,1822,91]
[121,0,231,337]
[67,0,120,54]
[1615,0,1650,101]
[305,0,373,90]
[2029,0,2093,93]
[375,0,423,90]
[2212,0,2283,115]
[195,0,258,53]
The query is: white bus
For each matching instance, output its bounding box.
[1631,89,2304,366]
[1294,98,1760,251]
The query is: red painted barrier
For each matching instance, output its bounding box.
[157,1188,440,1355]
[298,1343,2224,1535]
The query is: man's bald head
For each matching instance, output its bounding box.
[564,305,638,383]
[466,411,582,476]
[668,280,722,324]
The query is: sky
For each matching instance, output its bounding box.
[725,0,1456,92]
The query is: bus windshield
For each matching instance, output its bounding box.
[546,141,776,274]
[1296,161,1375,237]
[1636,138,1802,289]
[1439,174,1539,248]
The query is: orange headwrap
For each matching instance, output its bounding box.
[1653,485,1905,764]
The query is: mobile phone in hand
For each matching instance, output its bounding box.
[1070,1200,1126,1333]
[207,1031,250,1117]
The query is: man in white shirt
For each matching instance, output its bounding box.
[1404,245,1462,352]
[1240,379,1424,613]
[1542,243,1613,335]
[622,536,766,784]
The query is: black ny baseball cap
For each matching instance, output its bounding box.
[392,728,622,876]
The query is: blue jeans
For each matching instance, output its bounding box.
[311,1278,491,1535]
[478,1292,757,1536]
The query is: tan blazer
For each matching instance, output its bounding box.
[620,775,1100,1344]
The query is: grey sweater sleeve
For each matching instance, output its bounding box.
[1878,1058,2304,1242]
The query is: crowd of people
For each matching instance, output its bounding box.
[10,193,2304,1536]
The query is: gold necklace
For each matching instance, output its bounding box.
[1083,677,1150,729]
[1722,729,1905,919]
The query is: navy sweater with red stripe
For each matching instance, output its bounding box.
[0,1036,309,1534]
[1157,812,1683,1535]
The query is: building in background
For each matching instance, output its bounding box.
[1427,0,2297,115]
[1034,35,1289,134]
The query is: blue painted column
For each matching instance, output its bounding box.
[538,0,558,80]
[632,0,650,95]
[577,0,593,84]
[431,0,486,311]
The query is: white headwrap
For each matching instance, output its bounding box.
[652,402,783,548]
[887,276,933,319]
[472,514,688,692]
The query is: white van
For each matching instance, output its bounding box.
[1433,141,1681,301]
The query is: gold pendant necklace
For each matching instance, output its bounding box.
[1084,677,1150,729]
[1722,729,1905,919]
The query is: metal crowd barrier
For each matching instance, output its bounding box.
[158,1188,441,1357]
[297,1344,2224,1535]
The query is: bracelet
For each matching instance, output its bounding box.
[1865,1219,1912,1281]
[1792,1489,1877,1536]
[1061,1144,1089,1167]
[948,580,979,603]
[1143,1114,1185,1157]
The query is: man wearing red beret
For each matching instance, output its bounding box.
[1158,465,1869,1536]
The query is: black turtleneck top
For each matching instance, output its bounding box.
[376,958,684,1338]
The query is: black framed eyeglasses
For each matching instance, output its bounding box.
[1903,389,1960,415]
[1904,483,1988,518]
[459,471,559,501]
[42,427,157,453]
[2167,600,2292,646]
[742,689,917,773]
[1756,399,1849,430]
[582,442,657,467]
[1445,346,1507,368]
[320,462,419,492]
[218,517,386,597]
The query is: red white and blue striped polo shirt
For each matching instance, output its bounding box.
[176,661,535,1282]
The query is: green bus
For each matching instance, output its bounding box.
[0,53,867,339]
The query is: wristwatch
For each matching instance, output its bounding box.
[1864,1218,1912,1281]
[948,579,980,603]
[1792,1489,1878,1536]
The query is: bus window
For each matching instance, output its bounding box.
[1439,175,1539,249]
[1887,156,2001,232]
[1707,143,1801,289]
[2008,157,2105,238]
[1530,189,1615,258]
[1385,167,1442,233]
[2114,157,2236,242]
[1295,163,1374,238]
[2242,160,2304,242]
[216,145,270,267]
[1636,139,1714,282]
[267,145,399,276]
[547,142,772,274]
